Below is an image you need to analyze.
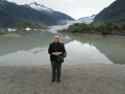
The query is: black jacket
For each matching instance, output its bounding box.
[48,42,66,62]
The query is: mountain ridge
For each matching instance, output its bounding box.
[94,0,125,22]
[0,0,75,28]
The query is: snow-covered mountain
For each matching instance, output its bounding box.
[29,2,53,12]
[77,15,96,23]
[0,1,75,27]
[27,2,75,22]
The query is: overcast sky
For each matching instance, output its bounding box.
[7,0,116,19]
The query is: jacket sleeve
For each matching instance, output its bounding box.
[48,44,52,55]
[62,43,66,54]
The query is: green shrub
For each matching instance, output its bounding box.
[0,32,5,35]
[121,23,125,31]
[66,21,125,35]
[68,23,80,32]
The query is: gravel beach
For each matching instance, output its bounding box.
[0,63,125,94]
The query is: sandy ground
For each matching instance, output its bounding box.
[0,63,125,94]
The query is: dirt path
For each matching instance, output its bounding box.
[0,63,125,94]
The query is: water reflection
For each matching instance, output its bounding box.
[0,31,125,66]
[68,34,125,64]
[0,39,112,66]
[65,40,112,64]
[0,47,49,66]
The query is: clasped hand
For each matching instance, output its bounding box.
[52,52,62,56]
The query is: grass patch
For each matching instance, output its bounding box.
[0,32,5,35]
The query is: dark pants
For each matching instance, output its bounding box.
[51,61,62,80]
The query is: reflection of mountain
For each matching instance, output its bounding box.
[0,32,72,56]
[69,34,125,64]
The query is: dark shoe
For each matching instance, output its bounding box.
[51,79,55,82]
[57,79,61,83]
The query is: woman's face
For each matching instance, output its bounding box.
[54,37,59,43]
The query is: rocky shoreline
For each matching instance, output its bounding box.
[0,63,125,94]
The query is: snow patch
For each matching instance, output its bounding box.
[29,2,53,13]
[8,28,16,32]
[26,27,31,31]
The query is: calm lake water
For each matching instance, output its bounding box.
[0,27,125,66]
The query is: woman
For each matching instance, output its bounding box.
[48,35,66,83]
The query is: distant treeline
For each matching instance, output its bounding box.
[61,22,125,36]
[9,22,47,29]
